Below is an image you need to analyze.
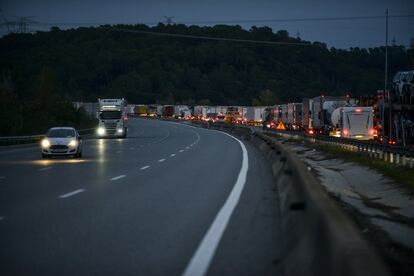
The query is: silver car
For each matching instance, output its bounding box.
[41,127,83,158]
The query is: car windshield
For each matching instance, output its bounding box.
[100,111,122,119]
[47,129,76,138]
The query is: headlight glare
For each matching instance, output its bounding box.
[68,140,78,147]
[41,139,50,148]
[97,127,105,136]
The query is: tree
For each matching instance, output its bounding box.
[252,89,278,106]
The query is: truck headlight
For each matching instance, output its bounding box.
[41,139,50,148]
[117,128,123,133]
[68,140,78,147]
[97,127,105,136]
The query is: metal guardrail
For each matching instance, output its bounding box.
[0,128,96,147]
[262,128,414,168]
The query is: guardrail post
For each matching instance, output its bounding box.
[383,151,387,161]
[390,152,394,164]
[396,153,400,165]
[410,157,414,169]
[402,155,407,167]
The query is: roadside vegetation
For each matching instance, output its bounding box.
[0,67,96,136]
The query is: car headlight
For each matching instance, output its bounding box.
[68,140,78,147]
[117,128,123,133]
[97,127,105,136]
[41,139,50,148]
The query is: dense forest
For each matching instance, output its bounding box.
[1,23,413,135]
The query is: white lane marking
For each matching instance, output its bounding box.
[130,147,135,150]
[182,132,249,276]
[186,147,190,149]
[179,149,184,153]
[59,189,85,199]
[170,154,176,157]
[110,175,126,181]
[39,166,53,171]
[140,145,144,147]
[0,217,4,221]
[158,159,166,162]
[140,165,150,170]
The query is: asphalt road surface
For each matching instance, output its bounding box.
[0,118,281,276]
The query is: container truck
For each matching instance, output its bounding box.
[97,98,128,138]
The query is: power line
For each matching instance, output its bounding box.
[103,26,318,47]
[11,13,414,28]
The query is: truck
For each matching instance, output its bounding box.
[225,106,242,123]
[162,105,175,117]
[134,105,148,116]
[97,98,128,138]
[331,106,374,140]
[245,106,265,126]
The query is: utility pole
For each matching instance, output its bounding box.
[296,30,300,40]
[385,9,392,142]
[164,16,174,25]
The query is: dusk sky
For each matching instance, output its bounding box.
[1,0,413,48]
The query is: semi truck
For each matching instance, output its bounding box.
[331,106,374,140]
[97,98,128,138]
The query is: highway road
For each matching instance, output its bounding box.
[0,118,281,276]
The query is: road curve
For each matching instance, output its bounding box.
[0,118,281,276]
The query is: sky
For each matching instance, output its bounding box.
[1,0,413,49]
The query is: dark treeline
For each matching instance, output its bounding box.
[0,23,413,135]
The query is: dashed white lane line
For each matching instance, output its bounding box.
[139,145,144,147]
[186,147,190,149]
[158,159,166,162]
[140,165,150,170]
[182,131,249,276]
[39,167,53,172]
[59,189,85,199]
[170,154,176,157]
[110,175,126,181]
[0,217,4,221]
[179,149,184,153]
[116,150,122,154]
[130,147,135,150]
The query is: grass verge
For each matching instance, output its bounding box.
[313,142,414,192]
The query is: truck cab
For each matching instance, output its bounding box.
[97,98,127,138]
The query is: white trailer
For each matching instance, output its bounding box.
[331,106,374,140]
[193,106,208,119]
[245,106,265,125]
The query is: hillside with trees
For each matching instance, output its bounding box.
[0,23,413,135]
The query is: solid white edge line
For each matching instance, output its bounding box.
[170,153,176,157]
[59,189,85,199]
[140,165,150,170]
[179,149,184,152]
[182,131,249,276]
[158,159,166,162]
[39,166,53,171]
[110,175,126,181]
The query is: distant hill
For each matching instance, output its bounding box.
[1,23,413,107]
